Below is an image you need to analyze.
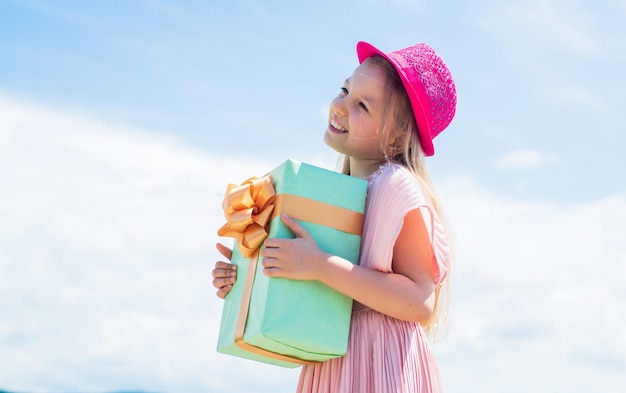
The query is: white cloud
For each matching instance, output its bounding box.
[436,178,626,392]
[496,149,557,169]
[1,94,624,392]
[0,94,299,392]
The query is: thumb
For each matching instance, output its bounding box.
[216,242,233,260]
[281,213,312,239]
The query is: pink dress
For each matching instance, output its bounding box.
[297,163,450,393]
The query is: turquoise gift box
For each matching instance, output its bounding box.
[216,159,368,367]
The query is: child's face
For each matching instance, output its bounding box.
[324,61,388,161]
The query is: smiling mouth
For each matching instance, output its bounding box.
[330,118,348,133]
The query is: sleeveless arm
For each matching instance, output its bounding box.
[381,168,450,286]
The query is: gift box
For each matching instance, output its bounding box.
[216,159,368,367]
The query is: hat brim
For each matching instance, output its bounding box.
[356,41,434,156]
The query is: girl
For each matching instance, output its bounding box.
[212,40,456,393]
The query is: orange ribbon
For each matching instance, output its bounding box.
[217,175,276,258]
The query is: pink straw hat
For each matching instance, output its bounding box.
[356,41,457,156]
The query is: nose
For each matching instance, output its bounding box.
[330,95,346,117]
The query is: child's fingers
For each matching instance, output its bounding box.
[212,262,237,293]
[212,274,236,290]
[216,242,233,260]
[213,261,237,276]
[280,213,312,240]
[216,285,233,299]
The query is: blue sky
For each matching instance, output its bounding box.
[2,0,624,201]
[1,1,625,392]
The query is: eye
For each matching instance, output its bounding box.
[339,86,369,113]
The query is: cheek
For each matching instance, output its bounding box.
[349,115,378,139]
[348,117,360,135]
[348,111,364,134]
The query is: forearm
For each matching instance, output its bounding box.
[317,254,435,323]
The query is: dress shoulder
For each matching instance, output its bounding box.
[368,164,450,285]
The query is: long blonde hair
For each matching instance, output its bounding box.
[339,55,452,341]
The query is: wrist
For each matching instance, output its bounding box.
[313,251,334,283]
[315,253,351,286]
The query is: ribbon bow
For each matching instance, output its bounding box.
[217,175,276,258]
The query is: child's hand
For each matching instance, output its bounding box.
[260,214,329,281]
[212,242,237,299]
